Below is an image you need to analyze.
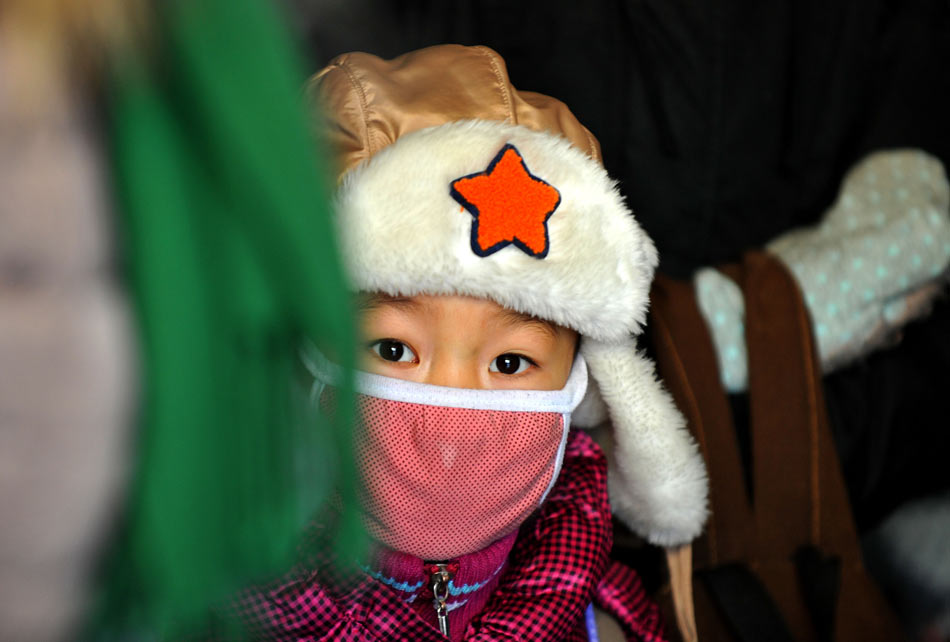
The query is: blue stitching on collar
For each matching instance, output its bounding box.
[359,564,424,594]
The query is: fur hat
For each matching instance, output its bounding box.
[310,44,707,546]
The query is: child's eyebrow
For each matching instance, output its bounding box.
[498,308,560,339]
[358,293,420,312]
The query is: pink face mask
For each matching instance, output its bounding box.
[307,353,588,561]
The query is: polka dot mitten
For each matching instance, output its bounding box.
[696,150,950,392]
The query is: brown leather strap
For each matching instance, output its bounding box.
[666,544,698,642]
[649,251,905,641]
[738,252,830,640]
[650,271,754,569]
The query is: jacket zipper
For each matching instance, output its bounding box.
[428,563,453,638]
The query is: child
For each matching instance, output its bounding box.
[225,44,708,641]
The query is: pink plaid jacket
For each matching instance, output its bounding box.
[212,431,667,641]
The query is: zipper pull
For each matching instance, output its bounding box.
[428,563,453,638]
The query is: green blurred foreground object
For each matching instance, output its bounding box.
[94,0,359,636]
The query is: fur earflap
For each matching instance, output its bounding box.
[581,337,709,546]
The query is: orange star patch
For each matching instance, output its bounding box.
[450,144,561,258]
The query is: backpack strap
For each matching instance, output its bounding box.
[649,251,905,641]
[666,544,698,642]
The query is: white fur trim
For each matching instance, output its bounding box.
[582,338,709,546]
[335,120,658,342]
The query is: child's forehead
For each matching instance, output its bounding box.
[358,292,563,335]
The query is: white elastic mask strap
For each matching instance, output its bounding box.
[301,343,589,415]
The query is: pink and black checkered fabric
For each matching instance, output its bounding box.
[208,430,667,641]
[594,560,667,642]
[462,429,612,641]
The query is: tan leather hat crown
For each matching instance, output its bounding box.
[310,44,601,180]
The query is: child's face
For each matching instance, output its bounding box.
[359,293,578,390]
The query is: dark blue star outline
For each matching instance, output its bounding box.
[449,143,561,259]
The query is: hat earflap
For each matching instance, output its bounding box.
[579,337,709,547]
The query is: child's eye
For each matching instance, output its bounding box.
[489,353,533,375]
[370,339,417,363]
